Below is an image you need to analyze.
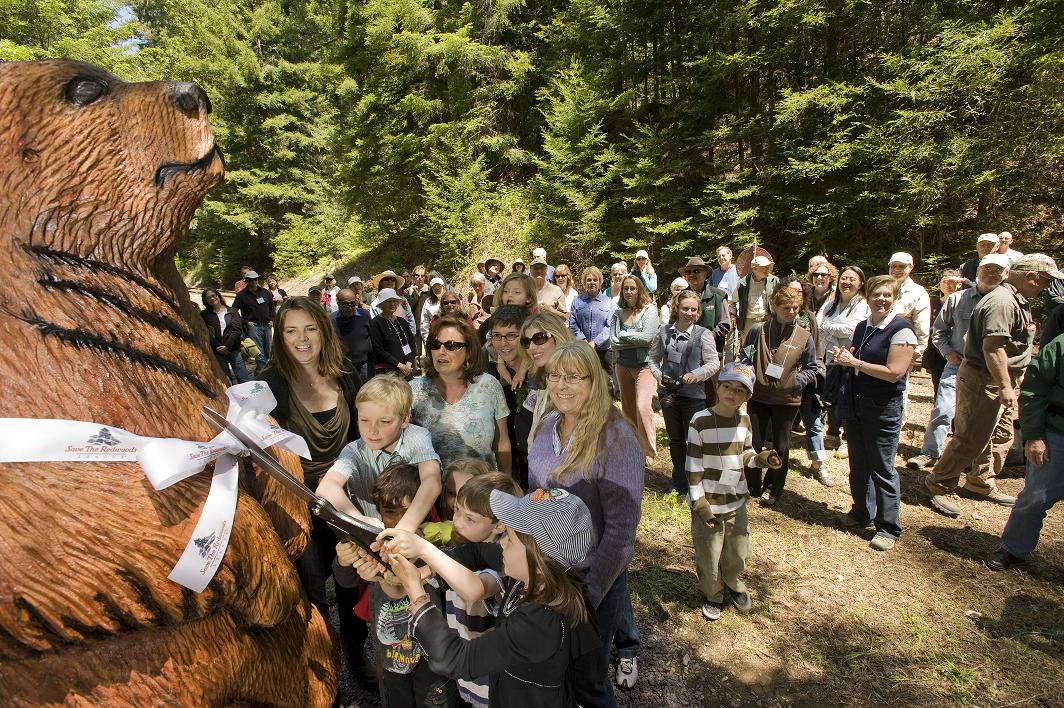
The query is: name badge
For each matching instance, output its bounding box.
[720,468,741,486]
[401,343,412,356]
[668,347,683,365]
[765,362,784,379]
[256,297,265,304]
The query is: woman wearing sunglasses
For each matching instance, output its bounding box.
[518,312,575,447]
[528,342,647,701]
[411,317,512,473]
[428,290,474,329]
[648,290,719,494]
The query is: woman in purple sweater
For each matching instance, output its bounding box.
[528,341,647,707]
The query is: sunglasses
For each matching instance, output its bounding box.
[520,331,553,348]
[428,339,468,352]
[338,301,357,308]
[684,269,705,276]
[441,300,459,305]
[547,372,591,384]
[812,271,830,278]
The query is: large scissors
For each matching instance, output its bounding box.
[201,406,384,564]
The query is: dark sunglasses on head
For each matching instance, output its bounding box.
[428,339,468,351]
[520,331,554,348]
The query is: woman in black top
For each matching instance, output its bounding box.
[370,288,417,379]
[255,296,369,688]
[200,288,248,385]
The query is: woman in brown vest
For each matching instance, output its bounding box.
[738,286,819,506]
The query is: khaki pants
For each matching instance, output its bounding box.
[926,362,1016,495]
[691,504,750,603]
[616,364,657,454]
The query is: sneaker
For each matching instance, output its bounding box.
[760,491,777,507]
[701,601,724,621]
[839,513,874,530]
[929,492,962,517]
[906,454,937,470]
[727,588,752,613]
[964,487,1016,507]
[869,534,896,551]
[616,657,638,689]
[834,443,848,459]
[984,547,1022,572]
[812,464,834,487]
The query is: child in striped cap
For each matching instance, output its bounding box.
[687,362,781,620]
[370,488,600,707]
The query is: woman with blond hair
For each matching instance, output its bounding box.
[610,274,661,453]
[528,342,646,704]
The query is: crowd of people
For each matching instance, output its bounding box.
[196,232,1063,707]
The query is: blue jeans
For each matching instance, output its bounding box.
[214,349,249,385]
[570,572,636,708]
[246,323,271,372]
[613,580,640,661]
[845,394,903,540]
[1001,429,1064,558]
[921,361,959,458]
[662,394,706,494]
[799,385,827,462]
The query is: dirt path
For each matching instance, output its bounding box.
[625,370,1063,707]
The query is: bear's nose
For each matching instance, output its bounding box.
[167,82,212,118]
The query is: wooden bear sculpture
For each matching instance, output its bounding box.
[0,60,336,706]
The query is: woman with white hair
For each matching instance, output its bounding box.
[660,277,689,323]
[631,249,657,294]
[605,262,628,303]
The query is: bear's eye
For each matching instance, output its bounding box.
[66,76,109,106]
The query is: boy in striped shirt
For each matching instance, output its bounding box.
[687,362,781,620]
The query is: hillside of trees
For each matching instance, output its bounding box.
[3,0,1062,283]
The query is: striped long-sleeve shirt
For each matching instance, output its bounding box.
[686,409,760,516]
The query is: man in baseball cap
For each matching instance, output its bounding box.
[888,252,931,357]
[926,253,1062,517]
[960,234,1001,288]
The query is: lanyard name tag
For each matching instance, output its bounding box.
[401,343,412,356]
[765,362,784,379]
[720,468,741,486]
[668,347,684,364]
[256,297,265,304]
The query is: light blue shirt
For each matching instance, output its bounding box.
[568,293,617,350]
[710,266,740,297]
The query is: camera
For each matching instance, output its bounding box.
[660,374,681,408]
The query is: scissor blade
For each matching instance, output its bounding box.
[200,406,315,504]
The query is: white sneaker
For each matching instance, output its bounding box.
[834,443,848,459]
[616,657,638,689]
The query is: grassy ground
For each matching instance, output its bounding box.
[623,370,1064,707]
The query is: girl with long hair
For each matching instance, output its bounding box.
[610,274,661,453]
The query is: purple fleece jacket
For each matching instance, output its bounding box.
[528,411,645,608]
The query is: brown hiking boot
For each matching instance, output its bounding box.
[906,454,937,470]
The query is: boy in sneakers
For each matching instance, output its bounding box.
[687,362,781,620]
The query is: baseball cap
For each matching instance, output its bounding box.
[978,253,1011,269]
[490,489,594,570]
[530,258,549,268]
[635,249,649,260]
[1012,253,1064,279]
[429,277,446,288]
[324,274,335,281]
[977,233,1000,245]
[718,361,755,394]
[347,275,362,286]
[751,255,773,267]
[243,270,260,279]
[888,252,913,266]
[532,247,547,259]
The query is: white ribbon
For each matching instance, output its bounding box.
[0,381,310,592]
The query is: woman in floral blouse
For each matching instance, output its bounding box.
[411,316,513,474]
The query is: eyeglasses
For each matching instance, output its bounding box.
[441,300,459,306]
[812,271,830,278]
[547,372,591,384]
[428,339,468,351]
[520,331,553,348]
[490,332,519,342]
[338,301,357,308]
